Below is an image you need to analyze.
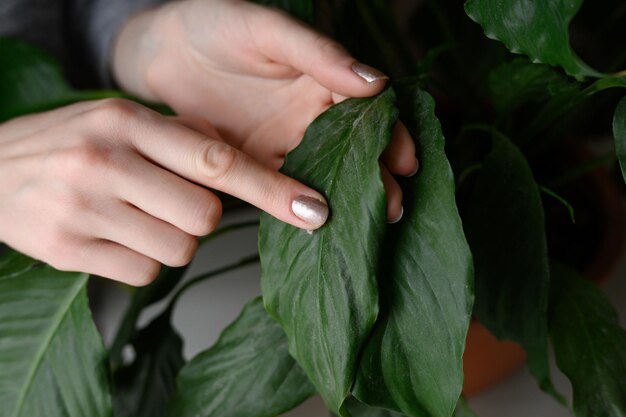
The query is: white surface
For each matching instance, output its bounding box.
[97,205,626,417]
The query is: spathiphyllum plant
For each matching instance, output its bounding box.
[1,0,626,416]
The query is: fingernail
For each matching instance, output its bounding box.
[292,195,329,229]
[406,160,419,177]
[388,206,404,224]
[352,62,389,83]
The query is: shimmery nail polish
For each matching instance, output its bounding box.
[352,62,389,83]
[389,206,404,224]
[292,195,329,229]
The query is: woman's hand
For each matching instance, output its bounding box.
[112,0,418,221]
[0,99,330,285]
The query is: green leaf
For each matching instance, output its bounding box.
[344,397,406,417]
[613,96,626,184]
[464,0,601,80]
[549,263,626,417]
[113,313,184,417]
[109,266,188,368]
[463,133,561,401]
[260,89,397,414]
[168,297,315,417]
[453,397,478,417]
[252,0,313,23]
[0,38,124,122]
[488,58,580,117]
[353,85,473,417]
[0,250,112,417]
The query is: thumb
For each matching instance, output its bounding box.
[252,4,389,97]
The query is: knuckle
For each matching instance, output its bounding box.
[197,141,238,182]
[88,98,140,127]
[190,192,222,236]
[315,36,343,57]
[44,232,76,271]
[167,234,198,267]
[130,260,161,287]
[49,141,114,182]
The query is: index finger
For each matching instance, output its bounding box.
[126,112,329,231]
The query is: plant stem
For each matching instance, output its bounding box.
[540,186,576,223]
[198,220,259,247]
[165,254,260,314]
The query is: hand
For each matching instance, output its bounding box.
[112,0,418,222]
[0,99,330,285]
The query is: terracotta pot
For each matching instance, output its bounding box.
[461,165,625,395]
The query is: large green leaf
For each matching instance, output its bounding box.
[113,313,184,417]
[0,38,123,122]
[464,0,601,80]
[613,96,626,184]
[463,134,561,400]
[549,263,626,417]
[453,398,478,417]
[0,250,112,417]
[168,297,315,417]
[353,85,473,417]
[488,58,580,118]
[260,89,397,414]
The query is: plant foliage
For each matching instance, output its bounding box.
[1,0,626,416]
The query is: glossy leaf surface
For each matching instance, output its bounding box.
[169,297,315,417]
[464,0,600,80]
[463,135,559,399]
[260,90,397,414]
[353,85,473,417]
[0,251,112,417]
[550,264,626,417]
[613,96,626,184]
[113,313,184,417]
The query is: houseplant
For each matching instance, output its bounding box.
[1,1,626,417]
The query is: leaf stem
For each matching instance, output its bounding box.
[198,220,259,246]
[540,186,576,223]
[165,254,260,315]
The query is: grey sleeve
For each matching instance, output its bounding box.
[70,0,169,86]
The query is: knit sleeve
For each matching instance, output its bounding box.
[70,0,169,86]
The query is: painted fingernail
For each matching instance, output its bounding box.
[388,206,404,224]
[292,195,329,229]
[352,62,389,83]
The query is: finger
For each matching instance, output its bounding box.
[381,122,419,177]
[252,4,388,97]
[96,203,198,268]
[380,163,403,223]
[114,154,222,236]
[127,118,329,230]
[74,240,161,287]
[168,115,224,140]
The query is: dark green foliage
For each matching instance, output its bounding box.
[260,89,397,414]
[168,298,315,417]
[353,84,473,417]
